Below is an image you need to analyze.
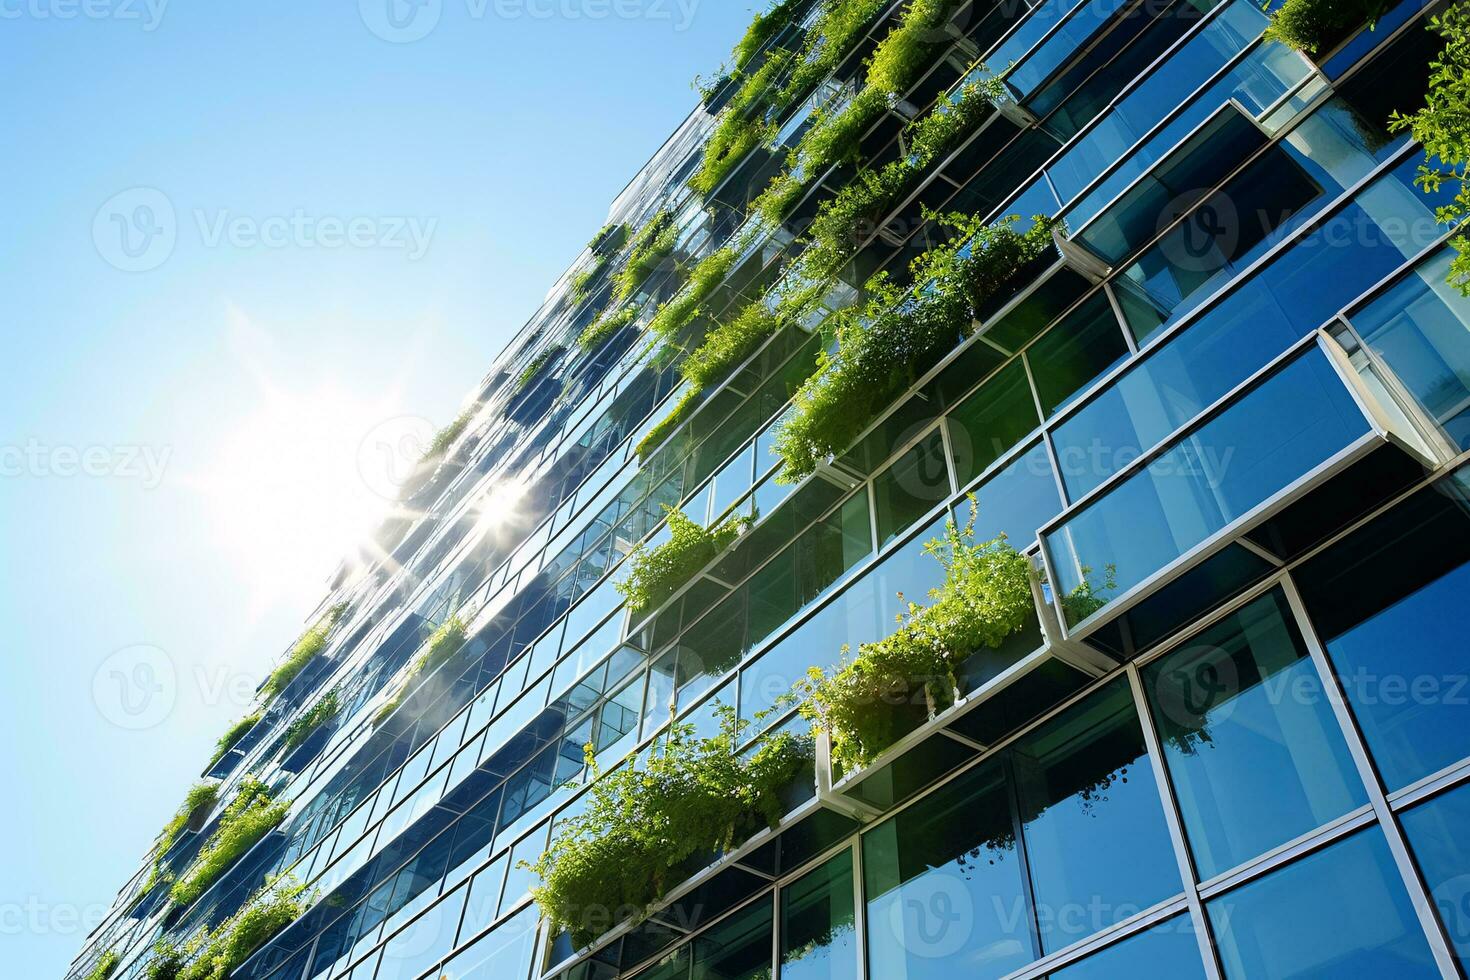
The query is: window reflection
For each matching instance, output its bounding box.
[1048,916,1208,979]
[780,850,857,980]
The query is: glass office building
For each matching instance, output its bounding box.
[68,1,1470,978]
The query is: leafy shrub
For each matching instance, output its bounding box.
[680,300,784,390]
[865,0,965,96]
[692,113,777,196]
[633,386,704,462]
[515,345,564,392]
[907,76,1004,165]
[775,214,1054,482]
[1263,0,1389,53]
[283,691,340,753]
[799,500,1034,771]
[649,248,738,346]
[144,941,185,980]
[172,877,306,980]
[208,713,261,767]
[614,212,680,302]
[733,0,807,70]
[781,0,889,101]
[525,705,811,948]
[578,304,639,352]
[170,780,288,908]
[570,254,609,304]
[85,949,119,980]
[143,782,221,893]
[616,508,748,613]
[588,222,628,255]
[374,616,469,725]
[798,85,891,173]
[260,603,347,702]
[1391,4,1470,293]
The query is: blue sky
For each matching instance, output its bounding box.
[0,2,755,974]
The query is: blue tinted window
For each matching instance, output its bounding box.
[1144,591,1367,879]
[1050,916,1208,979]
[1402,782,1470,969]
[1012,679,1181,952]
[781,850,857,980]
[1209,829,1439,978]
[864,759,1034,979]
[1048,347,1368,622]
[375,891,460,980]
[438,905,538,980]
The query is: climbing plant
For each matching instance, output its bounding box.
[142,782,220,893]
[649,248,738,346]
[525,705,811,948]
[260,603,347,703]
[577,303,639,352]
[614,212,680,302]
[1391,3,1470,293]
[84,949,119,980]
[208,713,261,767]
[165,876,307,980]
[798,500,1034,772]
[170,780,288,908]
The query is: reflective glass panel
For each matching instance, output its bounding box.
[1049,916,1208,979]
[1401,781,1470,970]
[780,850,857,980]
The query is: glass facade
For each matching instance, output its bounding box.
[69,3,1470,980]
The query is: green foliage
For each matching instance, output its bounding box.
[374,615,469,725]
[865,0,965,96]
[170,779,289,908]
[424,408,474,459]
[208,713,260,767]
[172,877,307,980]
[570,253,610,304]
[781,0,889,101]
[85,949,119,980]
[616,508,749,614]
[798,85,891,173]
[283,690,340,753]
[633,386,705,462]
[775,214,1054,482]
[515,345,564,392]
[261,604,347,703]
[614,211,680,302]
[649,248,738,345]
[525,705,811,948]
[1262,0,1389,53]
[680,300,785,390]
[907,76,1005,165]
[1391,4,1470,294]
[588,222,628,254]
[733,0,807,70]
[799,500,1034,771]
[143,782,221,893]
[144,940,185,980]
[692,113,777,196]
[578,304,639,352]
[1060,564,1118,625]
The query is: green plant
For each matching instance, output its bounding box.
[570,254,609,304]
[374,615,469,725]
[143,782,221,893]
[1392,3,1470,293]
[588,222,628,254]
[173,877,306,980]
[865,0,965,96]
[781,0,889,101]
[260,603,347,703]
[692,113,777,196]
[208,713,261,767]
[616,508,749,613]
[578,303,639,352]
[614,211,680,302]
[1262,0,1389,53]
[907,75,1004,165]
[775,214,1054,482]
[170,779,289,908]
[525,704,811,948]
[649,248,738,346]
[681,300,784,390]
[633,386,705,462]
[515,345,564,392]
[799,85,891,173]
[144,940,185,980]
[733,0,807,70]
[798,500,1034,771]
[283,690,340,753]
[85,949,120,980]
[424,408,474,459]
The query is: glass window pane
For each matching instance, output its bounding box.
[439,905,539,980]
[1049,916,1208,979]
[1026,293,1130,417]
[873,431,951,549]
[1401,781,1470,970]
[780,849,857,980]
[375,891,459,980]
[1294,477,1470,791]
[946,360,1042,487]
[1208,829,1439,979]
[692,897,773,980]
[864,757,1033,979]
[1012,678,1181,953]
[1144,590,1367,880]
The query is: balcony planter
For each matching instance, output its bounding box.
[1264,0,1391,55]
